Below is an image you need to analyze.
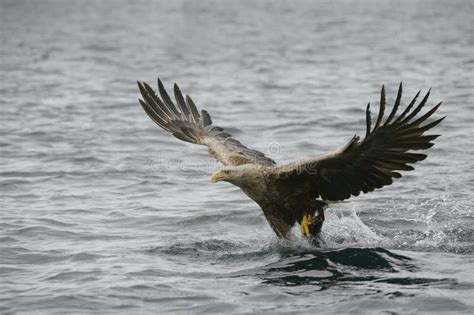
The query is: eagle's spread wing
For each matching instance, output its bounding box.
[137,79,275,166]
[274,83,444,201]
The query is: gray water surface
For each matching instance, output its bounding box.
[1,0,473,313]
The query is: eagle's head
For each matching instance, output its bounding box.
[211,164,264,187]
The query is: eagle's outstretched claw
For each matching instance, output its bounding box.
[300,214,313,238]
[300,209,325,244]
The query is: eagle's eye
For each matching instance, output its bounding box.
[223,170,230,174]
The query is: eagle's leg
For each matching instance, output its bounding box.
[300,201,327,245]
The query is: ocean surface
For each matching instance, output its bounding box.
[1,0,473,313]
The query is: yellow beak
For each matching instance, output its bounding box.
[211,171,222,183]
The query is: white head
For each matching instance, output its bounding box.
[211,164,263,187]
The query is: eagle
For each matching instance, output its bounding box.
[137,78,443,244]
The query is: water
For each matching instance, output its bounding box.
[1,0,473,313]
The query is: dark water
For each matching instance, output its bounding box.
[1,0,473,313]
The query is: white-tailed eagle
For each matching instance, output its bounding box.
[137,79,443,244]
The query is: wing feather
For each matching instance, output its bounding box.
[173,83,192,122]
[186,95,201,123]
[373,85,385,130]
[158,78,182,118]
[365,103,372,139]
[384,82,402,126]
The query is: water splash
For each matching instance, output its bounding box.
[318,207,386,248]
[379,187,473,254]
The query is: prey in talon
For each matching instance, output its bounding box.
[137,79,444,246]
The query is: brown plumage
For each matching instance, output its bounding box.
[137,79,444,243]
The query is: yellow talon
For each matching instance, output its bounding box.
[300,214,313,238]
